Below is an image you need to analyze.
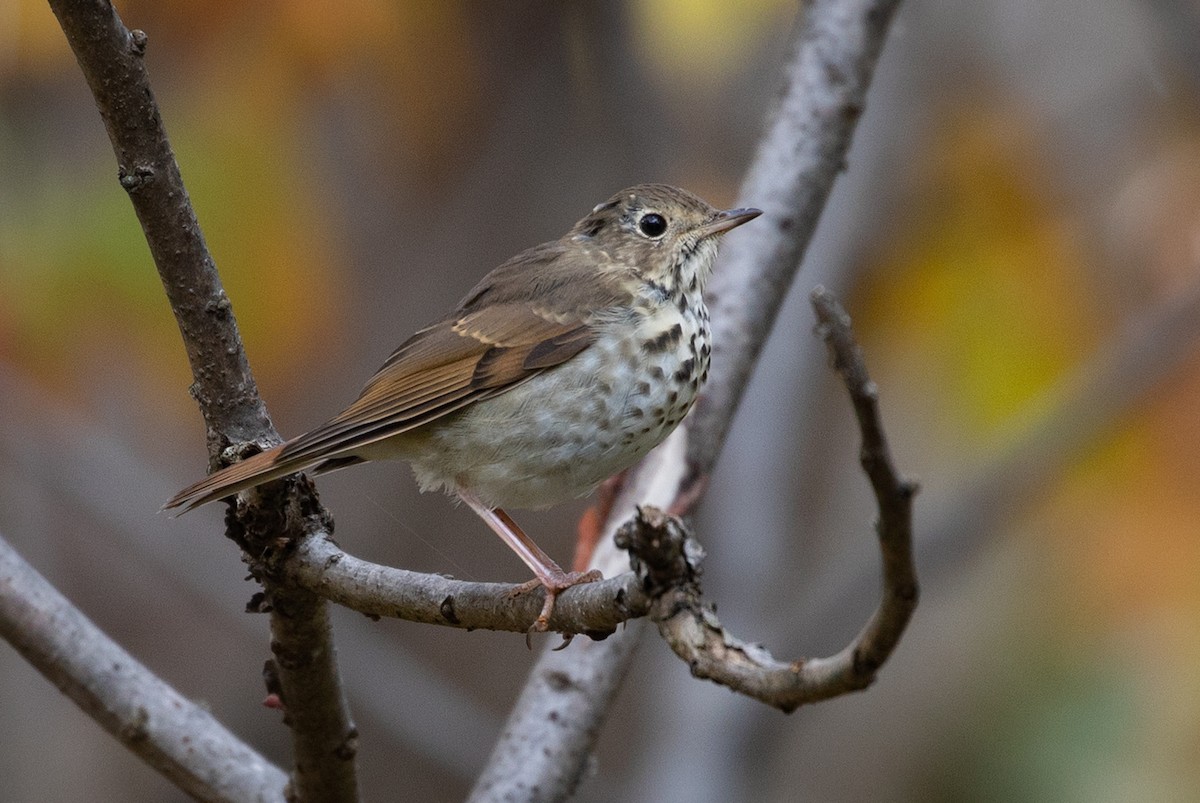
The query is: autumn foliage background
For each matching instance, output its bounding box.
[3,1,1200,801]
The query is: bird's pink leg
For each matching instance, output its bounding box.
[457,489,602,631]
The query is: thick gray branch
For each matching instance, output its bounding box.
[0,532,287,803]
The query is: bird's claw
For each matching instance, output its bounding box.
[513,569,603,645]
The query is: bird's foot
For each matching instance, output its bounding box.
[511,568,604,633]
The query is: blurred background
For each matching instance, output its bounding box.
[3,0,1200,800]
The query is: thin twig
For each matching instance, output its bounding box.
[45,2,357,799]
[471,1,906,797]
[616,290,915,712]
[0,531,288,803]
[805,274,1200,640]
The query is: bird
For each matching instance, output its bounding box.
[165,184,761,630]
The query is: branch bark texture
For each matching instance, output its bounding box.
[46,2,357,799]
[0,532,287,803]
[285,533,649,636]
[47,0,271,456]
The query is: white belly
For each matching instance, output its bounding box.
[399,303,709,509]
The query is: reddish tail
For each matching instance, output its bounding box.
[163,444,311,513]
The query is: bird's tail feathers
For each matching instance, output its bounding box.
[163,444,312,514]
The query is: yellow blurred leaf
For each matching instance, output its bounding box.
[859,101,1100,440]
[631,0,792,89]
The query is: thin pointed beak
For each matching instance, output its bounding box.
[695,207,763,239]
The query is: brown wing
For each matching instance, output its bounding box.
[161,304,594,513]
[274,302,595,465]
[165,240,626,513]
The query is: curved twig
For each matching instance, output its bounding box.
[805,273,1200,640]
[621,290,917,712]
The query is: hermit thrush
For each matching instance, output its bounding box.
[166,184,760,629]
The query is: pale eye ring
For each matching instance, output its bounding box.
[637,212,668,238]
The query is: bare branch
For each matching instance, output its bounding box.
[46,0,270,454]
[0,531,287,803]
[284,534,649,636]
[46,1,356,798]
[254,574,360,803]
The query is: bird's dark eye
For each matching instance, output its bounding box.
[638,213,668,238]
